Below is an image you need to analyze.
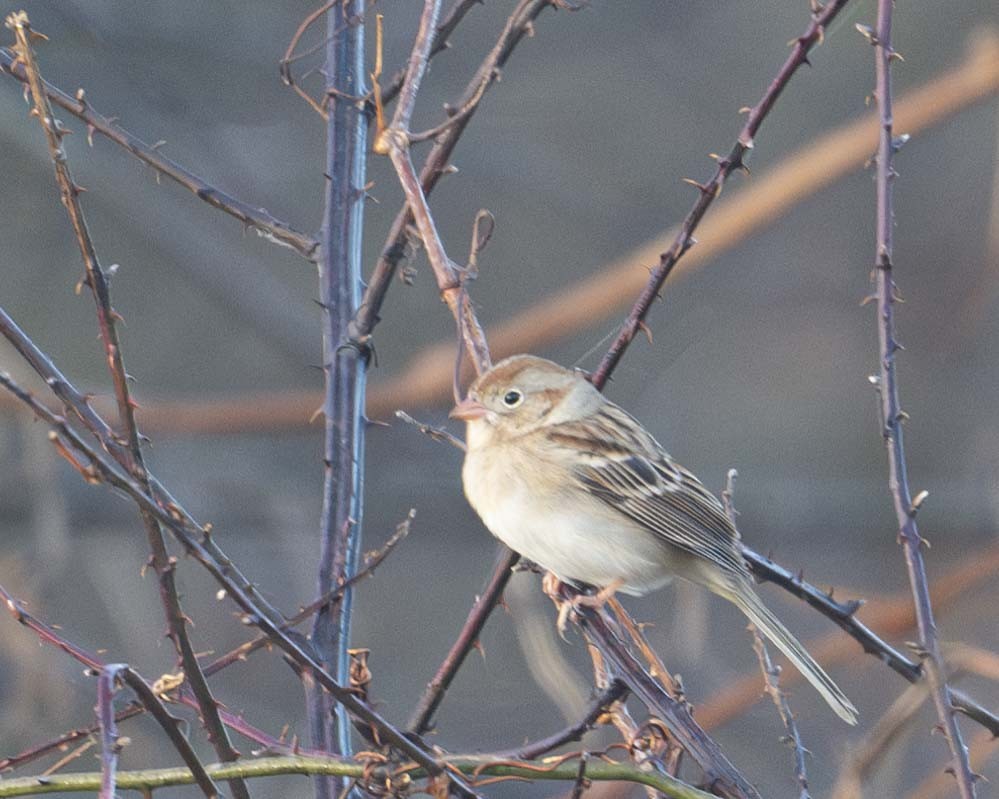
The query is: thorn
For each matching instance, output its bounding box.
[737,106,751,115]
[888,49,905,63]
[637,321,654,345]
[855,23,878,45]
[150,139,167,151]
[867,374,880,386]
[860,293,878,306]
[892,133,910,151]
[442,164,459,175]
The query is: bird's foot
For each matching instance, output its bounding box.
[543,574,624,639]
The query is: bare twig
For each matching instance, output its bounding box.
[207,512,412,676]
[866,3,976,795]
[306,4,369,793]
[907,727,997,799]
[0,585,219,799]
[723,470,810,799]
[395,410,467,451]
[591,0,852,386]
[350,0,555,352]
[380,0,485,108]
[0,54,317,259]
[5,14,248,799]
[0,369,481,799]
[496,680,629,761]
[408,545,519,733]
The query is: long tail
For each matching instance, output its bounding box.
[730,586,858,724]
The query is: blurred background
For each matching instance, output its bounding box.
[1,1,997,796]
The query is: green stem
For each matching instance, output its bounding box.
[0,755,716,799]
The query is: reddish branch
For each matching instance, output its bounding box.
[350,0,555,347]
[0,584,219,798]
[590,0,851,387]
[0,367,482,799]
[867,2,977,796]
[5,13,249,799]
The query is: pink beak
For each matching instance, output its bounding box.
[449,396,489,421]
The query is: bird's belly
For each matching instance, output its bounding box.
[465,456,671,594]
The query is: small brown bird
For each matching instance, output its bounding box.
[451,354,857,724]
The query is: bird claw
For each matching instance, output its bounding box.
[543,574,623,639]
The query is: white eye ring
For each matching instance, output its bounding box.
[502,389,524,408]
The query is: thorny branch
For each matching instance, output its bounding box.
[307,2,369,792]
[0,585,219,799]
[0,51,317,259]
[723,470,810,799]
[590,0,852,386]
[5,13,249,799]
[0,364,483,799]
[0,513,413,775]
[865,1,978,795]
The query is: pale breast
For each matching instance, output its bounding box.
[462,444,673,594]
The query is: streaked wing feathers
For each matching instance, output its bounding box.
[551,403,747,577]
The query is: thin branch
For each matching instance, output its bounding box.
[350,0,555,350]
[5,14,248,799]
[0,369,481,799]
[0,586,218,799]
[207,512,412,676]
[867,2,976,795]
[572,602,760,799]
[407,545,519,733]
[0,753,718,799]
[497,680,629,761]
[723,470,810,799]
[0,55,317,259]
[590,0,852,386]
[380,0,485,108]
[394,410,467,451]
[307,3,369,793]
[742,547,999,735]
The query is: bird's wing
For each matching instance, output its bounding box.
[548,402,748,578]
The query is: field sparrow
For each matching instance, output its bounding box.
[451,354,857,724]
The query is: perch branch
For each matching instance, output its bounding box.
[867,2,976,795]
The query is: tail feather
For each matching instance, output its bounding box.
[732,588,858,725]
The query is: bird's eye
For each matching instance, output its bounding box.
[502,389,523,408]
